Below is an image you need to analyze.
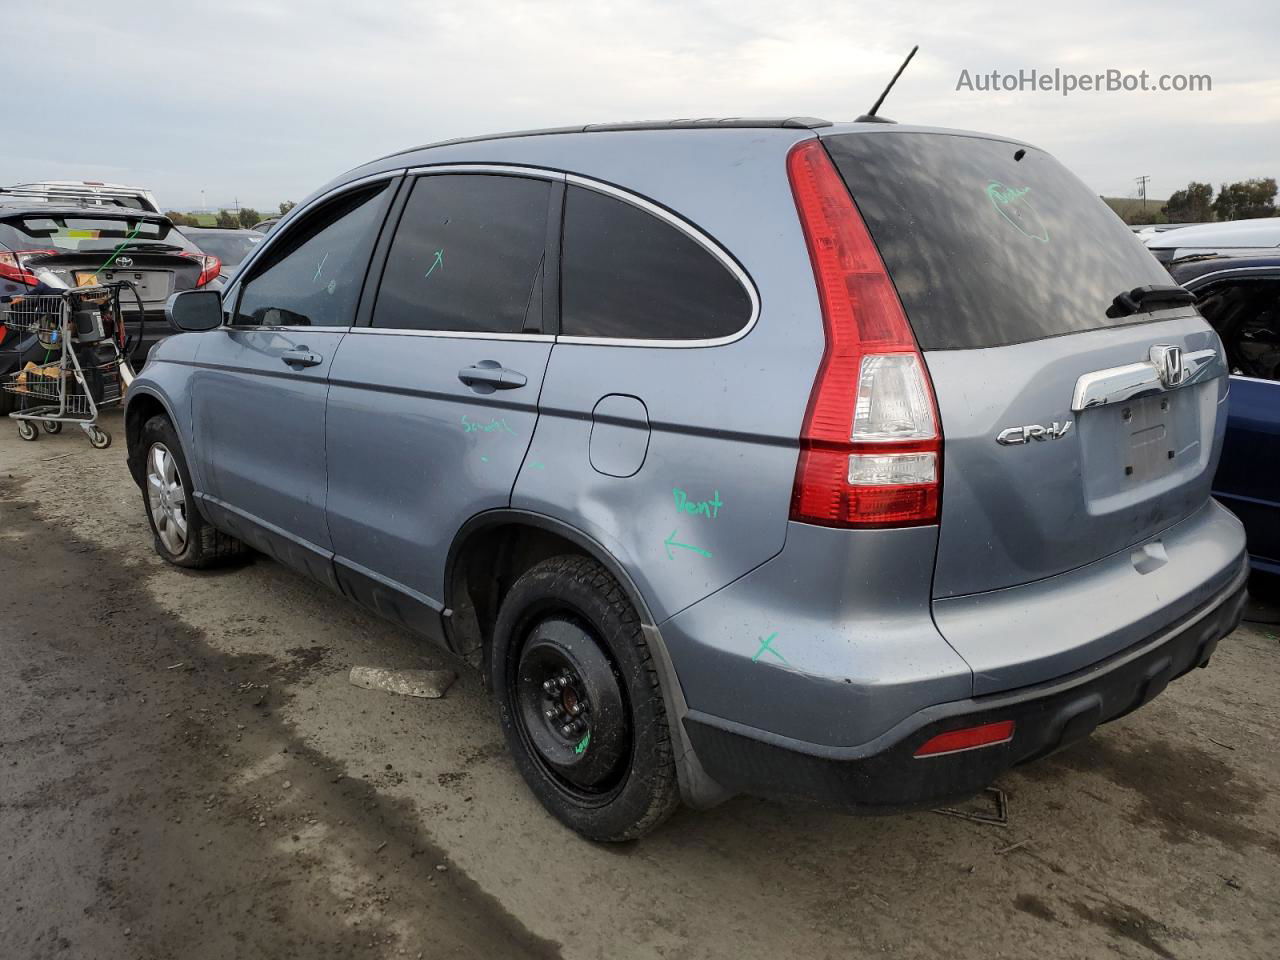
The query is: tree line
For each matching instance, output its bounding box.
[164,200,297,229]
[1140,177,1277,225]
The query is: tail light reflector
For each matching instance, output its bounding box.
[786,139,941,528]
[914,721,1015,758]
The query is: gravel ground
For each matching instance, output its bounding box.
[2,408,1278,960]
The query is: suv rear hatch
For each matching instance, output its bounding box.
[0,212,214,311]
[822,130,1227,602]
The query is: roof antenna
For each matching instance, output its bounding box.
[856,45,918,123]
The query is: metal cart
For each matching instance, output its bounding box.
[2,284,136,449]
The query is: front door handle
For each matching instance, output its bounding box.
[281,348,323,368]
[458,360,527,391]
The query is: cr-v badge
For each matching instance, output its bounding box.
[996,421,1073,445]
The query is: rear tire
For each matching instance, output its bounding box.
[491,555,680,842]
[140,414,247,568]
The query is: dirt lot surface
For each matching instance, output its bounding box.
[2,409,1279,960]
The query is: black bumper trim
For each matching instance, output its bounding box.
[683,558,1249,812]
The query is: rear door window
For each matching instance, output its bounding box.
[234,182,391,328]
[560,185,753,341]
[1195,277,1280,381]
[823,132,1176,350]
[372,174,549,335]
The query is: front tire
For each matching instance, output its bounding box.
[139,415,247,568]
[491,555,680,842]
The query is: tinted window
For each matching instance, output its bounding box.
[235,184,389,327]
[824,133,1176,350]
[1195,278,1280,381]
[373,174,548,334]
[560,186,752,340]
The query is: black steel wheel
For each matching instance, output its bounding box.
[513,616,631,796]
[491,555,680,842]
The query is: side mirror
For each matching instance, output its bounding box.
[167,290,224,331]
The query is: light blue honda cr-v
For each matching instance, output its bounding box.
[125,117,1248,840]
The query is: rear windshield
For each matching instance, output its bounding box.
[0,214,196,255]
[824,132,1175,350]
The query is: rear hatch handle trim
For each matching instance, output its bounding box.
[1071,346,1218,412]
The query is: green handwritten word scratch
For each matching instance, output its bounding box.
[424,248,444,279]
[462,415,515,434]
[574,731,591,754]
[752,632,788,666]
[529,461,546,470]
[985,180,1049,243]
[663,530,712,560]
[673,487,723,519]
[313,252,329,282]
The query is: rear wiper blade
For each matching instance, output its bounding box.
[1107,284,1196,318]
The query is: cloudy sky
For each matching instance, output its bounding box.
[7,0,1278,212]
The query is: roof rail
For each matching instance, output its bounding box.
[377,116,833,162]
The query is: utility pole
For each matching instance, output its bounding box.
[1135,175,1151,210]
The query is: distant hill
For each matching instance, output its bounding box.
[1103,197,1171,225]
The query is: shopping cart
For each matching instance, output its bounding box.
[2,284,138,448]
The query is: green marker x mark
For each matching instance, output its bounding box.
[752,632,788,665]
[425,248,444,279]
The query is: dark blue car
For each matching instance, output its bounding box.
[1172,256,1280,586]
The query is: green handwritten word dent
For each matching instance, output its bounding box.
[424,248,444,279]
[985,180,1049,243]
[752,632,789,666]
[461,415,516,435]
[663,529,712,560]
[672,487,723,519]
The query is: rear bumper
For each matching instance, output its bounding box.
[682,556,1248,812]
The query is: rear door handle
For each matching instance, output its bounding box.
[458,360,527,390]
[281,348,323,368]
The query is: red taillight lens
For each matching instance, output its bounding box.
[786,139,941,528]
[0,249,55,286]
[182,253,222,287]
[914,720,1015,758]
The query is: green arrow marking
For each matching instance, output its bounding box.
[425,248,444,279]
[664,529,712,560]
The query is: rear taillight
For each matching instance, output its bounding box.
[786,139,941,528]
[181,253,222,287]
[0,248,55,286]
